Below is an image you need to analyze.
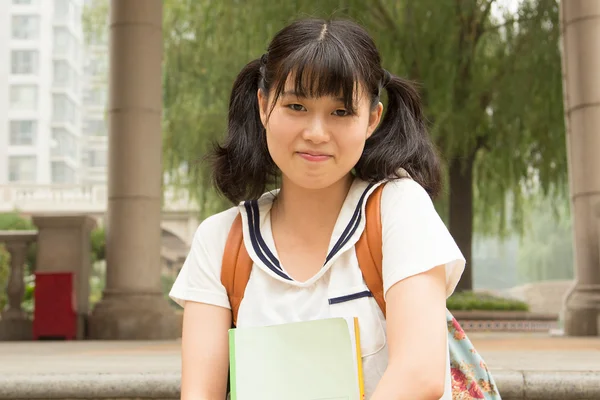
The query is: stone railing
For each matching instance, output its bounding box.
[0,215,97,341]
[0,231,37,341]
[0,184,198,214]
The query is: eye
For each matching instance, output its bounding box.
[333,109,350,117]
[287,104,306,112]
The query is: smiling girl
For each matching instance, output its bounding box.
[170,18,465,400]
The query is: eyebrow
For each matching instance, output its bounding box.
[281,90,345,103]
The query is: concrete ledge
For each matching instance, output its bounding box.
[1,370,599,400]
[0,372,180,399]
[452,310,558,321]
[0,318,33,341]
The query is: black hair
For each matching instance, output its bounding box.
[211,18,441,203]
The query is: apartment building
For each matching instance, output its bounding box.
[0,0,108,186]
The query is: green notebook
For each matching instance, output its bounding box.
[229,317,365,400]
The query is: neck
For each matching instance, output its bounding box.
[272,174,354,232]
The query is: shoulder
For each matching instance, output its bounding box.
[168,205,241,309]
[191,205,240,252]
[380,177,434,213]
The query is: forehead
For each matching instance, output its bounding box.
[276,70,368,102]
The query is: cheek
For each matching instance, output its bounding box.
[265,112,296,161]
[337,122,370,160]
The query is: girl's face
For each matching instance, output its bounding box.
[258,78,383,191]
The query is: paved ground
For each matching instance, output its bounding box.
[1,332,600,399]
[1,332,599,375]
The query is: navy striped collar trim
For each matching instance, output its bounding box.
[243,183,375,281]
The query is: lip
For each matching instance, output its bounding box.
[296,151,332,162]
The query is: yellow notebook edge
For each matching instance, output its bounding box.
[353,317,365,400]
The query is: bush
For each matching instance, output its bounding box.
[447,291,529,311]
[90,226,106,263]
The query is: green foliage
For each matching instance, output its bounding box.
[159,0,567,231]
[0,212,35,230]
[81,0,109,46]
[91,226,106,263]
[447,291,529,311]
[82,1,567,292]
[21,275,35,314]
[89,261,106,308]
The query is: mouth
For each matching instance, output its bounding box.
[296,151,332,162]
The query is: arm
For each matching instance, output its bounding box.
[181,301,232,400]
[370,264,448,400]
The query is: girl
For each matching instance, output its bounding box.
[170,18,465,400]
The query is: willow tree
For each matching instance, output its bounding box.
[359,0,566,290]
[86,0,566,291]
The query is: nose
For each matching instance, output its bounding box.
[301,116,330,144]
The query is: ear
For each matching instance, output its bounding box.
[366,102,384,139]
[257,88,268,128]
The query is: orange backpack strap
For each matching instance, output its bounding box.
[221,213,252,326]
[355,184,386,317]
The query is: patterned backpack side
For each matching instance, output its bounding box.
[354,183,501,399]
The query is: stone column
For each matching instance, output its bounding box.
[87,0,178,339]
[560,0,600,336]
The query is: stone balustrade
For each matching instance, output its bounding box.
[0,231,37,340]
[0,184,197,214]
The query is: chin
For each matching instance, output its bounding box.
[285,171,349,191]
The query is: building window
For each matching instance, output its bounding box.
[87,149,107,168]
[53,60,78,92]
[9,120,37,146]
[52,94,76,124]
[53,60,68,84]
[11,50,39,75]
[53,27,75,58]
[10,85,38,110]
[8,156,37,182]
[55,0,69,17]
[83,88,107,107]
[51,161,75,183]
[84,119,107,136]
[12,15,40,40]
[84,53,108,77]
[51,128,77,159]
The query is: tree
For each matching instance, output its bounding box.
[355,0,565,291]
[84,0,566,291]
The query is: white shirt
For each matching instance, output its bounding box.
[170,176,465,399]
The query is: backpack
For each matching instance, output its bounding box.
[221,184,501,399]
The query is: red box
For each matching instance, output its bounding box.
[33,272,76,340]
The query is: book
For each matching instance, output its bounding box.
[228,317,364,400]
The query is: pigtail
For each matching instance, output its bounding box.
[211,58,278,204]
[356,73,442,198]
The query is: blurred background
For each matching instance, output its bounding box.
[0,0,574,320]
[2,1,600,399]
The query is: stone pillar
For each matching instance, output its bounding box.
[560,0,600,336]
[87,0,178,339]
[33,216,96,339]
